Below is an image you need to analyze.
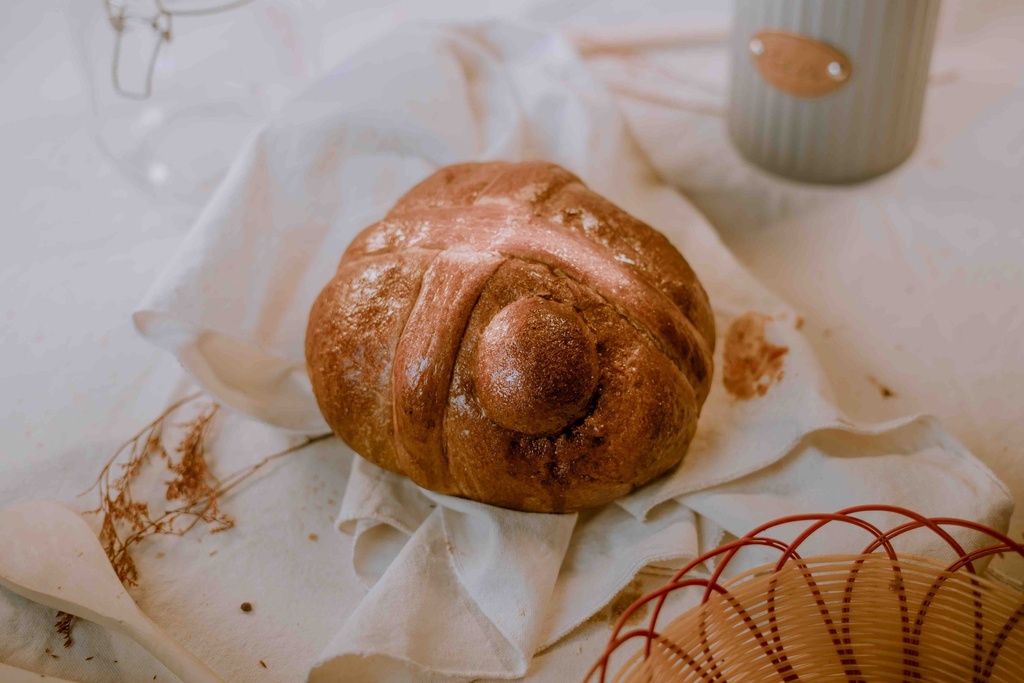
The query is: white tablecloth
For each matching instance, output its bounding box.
[1,1,1022,681]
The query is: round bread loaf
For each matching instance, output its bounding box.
[306,161,715,512]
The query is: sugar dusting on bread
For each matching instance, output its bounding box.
[723,312,788,399]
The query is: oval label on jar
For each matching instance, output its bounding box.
[749,30,852,98]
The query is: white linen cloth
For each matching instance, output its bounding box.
[134,21,1013,682]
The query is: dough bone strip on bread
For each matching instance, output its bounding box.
[392,250,505,488]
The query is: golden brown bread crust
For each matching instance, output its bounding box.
[306,161,715,512]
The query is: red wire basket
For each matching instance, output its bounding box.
[586,505,1024,682]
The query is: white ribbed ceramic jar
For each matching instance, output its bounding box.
[728,0,942,184]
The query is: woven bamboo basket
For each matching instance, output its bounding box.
[587,505,1024,683]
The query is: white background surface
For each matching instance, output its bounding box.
[1,0,1022,681]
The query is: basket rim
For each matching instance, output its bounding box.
[586,505,1024,683]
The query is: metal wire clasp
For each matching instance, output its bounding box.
[102,0,254,100]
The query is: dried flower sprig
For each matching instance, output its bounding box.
[88,393,220,586]
[55,392,333,647]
